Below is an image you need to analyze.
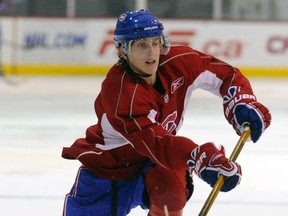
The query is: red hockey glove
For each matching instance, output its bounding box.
[223,86,271,143]
[187,143,241,192]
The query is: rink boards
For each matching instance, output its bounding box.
[0,17,288,76]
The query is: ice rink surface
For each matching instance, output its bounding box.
[1,76,287,216]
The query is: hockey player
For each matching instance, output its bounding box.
[62,9,271,216]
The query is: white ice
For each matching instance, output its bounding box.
[0,76,287,216]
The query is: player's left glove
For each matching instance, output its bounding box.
[223,86,271,143]
[187,143,242,192]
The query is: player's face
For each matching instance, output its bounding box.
[127,37,161,77]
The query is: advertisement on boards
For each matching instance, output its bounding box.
[0,17,287,76]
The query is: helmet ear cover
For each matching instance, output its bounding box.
[114,9,170,55]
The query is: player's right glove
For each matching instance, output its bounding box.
[187,142,241,192]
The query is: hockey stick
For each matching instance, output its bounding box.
[198,126,251,216]
[164,205,169,216]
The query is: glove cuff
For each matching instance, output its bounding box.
[223,86,257,121]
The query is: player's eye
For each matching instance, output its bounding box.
[137,42,147,49]
[152,40,160,46]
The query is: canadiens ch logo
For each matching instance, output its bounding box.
[119,13,127,21]
[171,76,184,94]
[161,110,178,133]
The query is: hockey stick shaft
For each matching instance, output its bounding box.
[198,127,251,216]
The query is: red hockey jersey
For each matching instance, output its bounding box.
[62,46,253,180]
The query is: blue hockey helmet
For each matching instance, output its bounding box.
[114,9,170,55]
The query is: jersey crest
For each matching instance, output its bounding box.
[161,110,178,133]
